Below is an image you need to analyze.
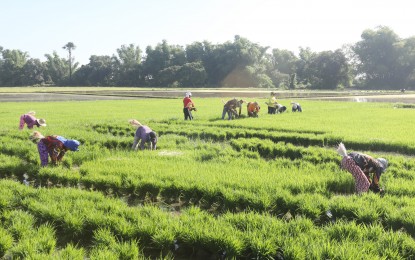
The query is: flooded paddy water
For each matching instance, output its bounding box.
[0,89,414,103]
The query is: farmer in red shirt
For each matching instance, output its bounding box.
[30,131,80,166]
[183,92,196,120]
[19,111,46,130]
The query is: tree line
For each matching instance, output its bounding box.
[1,26,414,89]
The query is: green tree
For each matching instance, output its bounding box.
[22,58,46,85]
[203,35,268,87]
[72,55,115,86]
[268,48,298,88]
[186,41,207,63]
[178,62,207,87]
[62,42,76,84]
[308,50,350,89]
[113,44,142,86]
[295,47,316,87]
[143,40,186,86]
[44,51,69,85]
[400,37,415,87]
[0,49,29,86]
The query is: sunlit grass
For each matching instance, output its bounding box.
[1,97,415,258]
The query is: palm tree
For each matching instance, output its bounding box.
[62,42,76,83]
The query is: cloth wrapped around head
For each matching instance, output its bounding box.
[56,136,80,151]
[377,158,388,173]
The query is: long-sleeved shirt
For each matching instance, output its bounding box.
[268,96,277,108]
[348,152,384,190]
[132,125,153,150]
[40,136,67,164]
[341,156,370,193]
[247,102,260,113]
[224,99,243,116]
[19,114,40,130]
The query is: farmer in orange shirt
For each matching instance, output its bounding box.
[247,101,260,117]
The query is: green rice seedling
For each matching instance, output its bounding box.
[89,247,119,260]
[281,240,307,260]
[53,244,85,260]
[326,220,364,243]
[8,237,39,259]
[93,228,118,248]
[92,228,140,258]
[377,230,415,259]
[177,207,245,257]
[291,193,328,220]
[353,205,383,225]
[247,234,278,259]
[33,223,57,255]
[37,167,80,187]
[0,154,22,178]
[0,227,13,258]
[151,229,176,250]
[115,240,140,260]
[3,210,35,240]
[3,96,415,258]
[384,178,415,197]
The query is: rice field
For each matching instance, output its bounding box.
[1,96,415,259]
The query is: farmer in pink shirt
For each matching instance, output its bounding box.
[19,111,46,130]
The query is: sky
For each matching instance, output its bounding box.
[1,0,415,65]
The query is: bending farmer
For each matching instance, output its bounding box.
[30,131,80,167]
[291,102,302,112]
[247,102,260,117]
[19,111,46,130]
[222,98,244,120]
[129,119,157,150]
[337,143,388,194]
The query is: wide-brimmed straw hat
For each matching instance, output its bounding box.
[37,119,47,126]
[29,131,44,141]
[128,119,142,127]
